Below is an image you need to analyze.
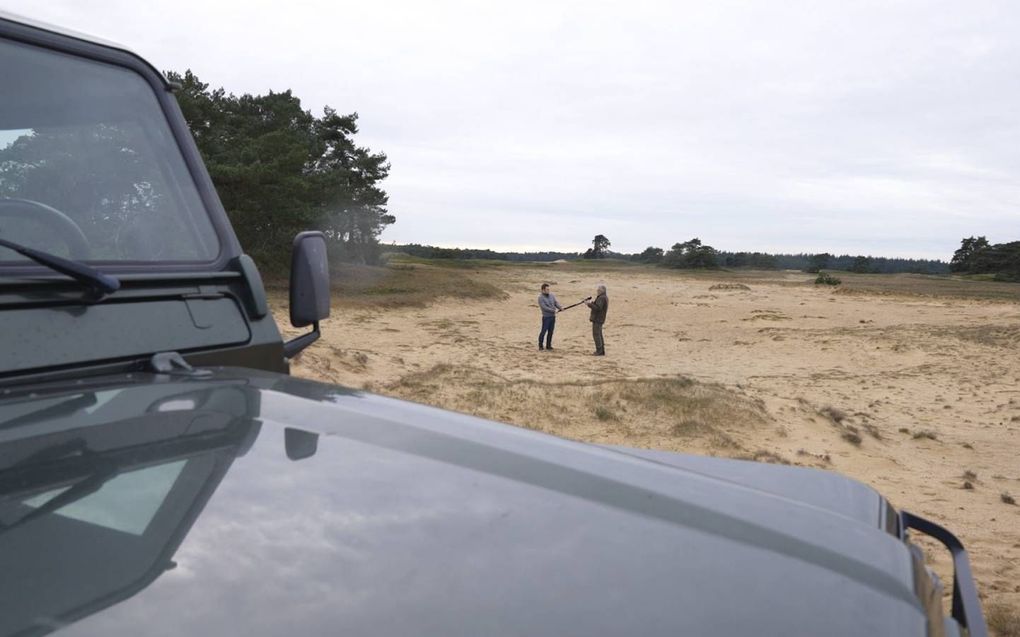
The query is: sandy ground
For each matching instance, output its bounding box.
[274,264,1020,622]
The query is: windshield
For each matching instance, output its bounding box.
[0,38,219,264]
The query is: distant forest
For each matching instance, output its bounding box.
[392,244,581,262]
[717,252,948,274]
[391,242,950,274]
[950,237,1020,281]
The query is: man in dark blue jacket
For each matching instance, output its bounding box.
[537,283,563,350]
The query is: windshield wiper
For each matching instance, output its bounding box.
[0,464,116,535]
[0,237,120,296]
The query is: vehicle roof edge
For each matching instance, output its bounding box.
[0,10,170,87]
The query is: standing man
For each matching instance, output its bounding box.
[537,283,563,350]
[585,284,609,356]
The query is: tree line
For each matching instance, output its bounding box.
[394,244,581,261]
[950,236,1020,281]
[391,236,951,275]
[169,70,394,272]
[621,238,948,273]
[398,236,1020,280]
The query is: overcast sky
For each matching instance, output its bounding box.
[3,0,1018,258]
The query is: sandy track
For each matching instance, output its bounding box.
[275,264,1020,618]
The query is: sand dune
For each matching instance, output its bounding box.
[274,264,1020,622]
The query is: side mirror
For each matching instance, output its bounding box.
[284,427,319,461]
[283,231,331,358]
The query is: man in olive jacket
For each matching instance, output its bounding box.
[585,284,609,356]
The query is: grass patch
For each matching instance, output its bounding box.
[556,258,644,271]
[381,367,770,451]
[912,430,938,441]
[830,271,1020,301]
[989,603,1020,637]
[943,325,1020,348]
[269,262,505,309]
[617,377,696,408]
[1002,492,1017,505]
[613,378,765,433]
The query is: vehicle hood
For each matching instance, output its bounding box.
[0,368,927,636]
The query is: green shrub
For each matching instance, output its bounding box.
[815,273,842,286]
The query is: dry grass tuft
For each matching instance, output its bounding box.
[841,431,863,446]
[710,432,743,450]
[709,283,751,291]
[862,423,883,440]
[815,405,868,446]
[742,449,790,465]
[670,420,711,437]
[820,406,848,424]
[988,603,1020,637]
[912,430,939,441]
[796,449,832,464]
[1002,492,1017,506]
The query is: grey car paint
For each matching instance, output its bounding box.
[2,368,929,636]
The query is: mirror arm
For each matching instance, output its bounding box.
[283,321,320,359]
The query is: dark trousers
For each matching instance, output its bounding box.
[539,315,556,348]
[592,322,605,354]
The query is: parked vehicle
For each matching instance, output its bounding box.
[0,12,986,636]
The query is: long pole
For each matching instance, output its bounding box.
[559,297,592,312]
